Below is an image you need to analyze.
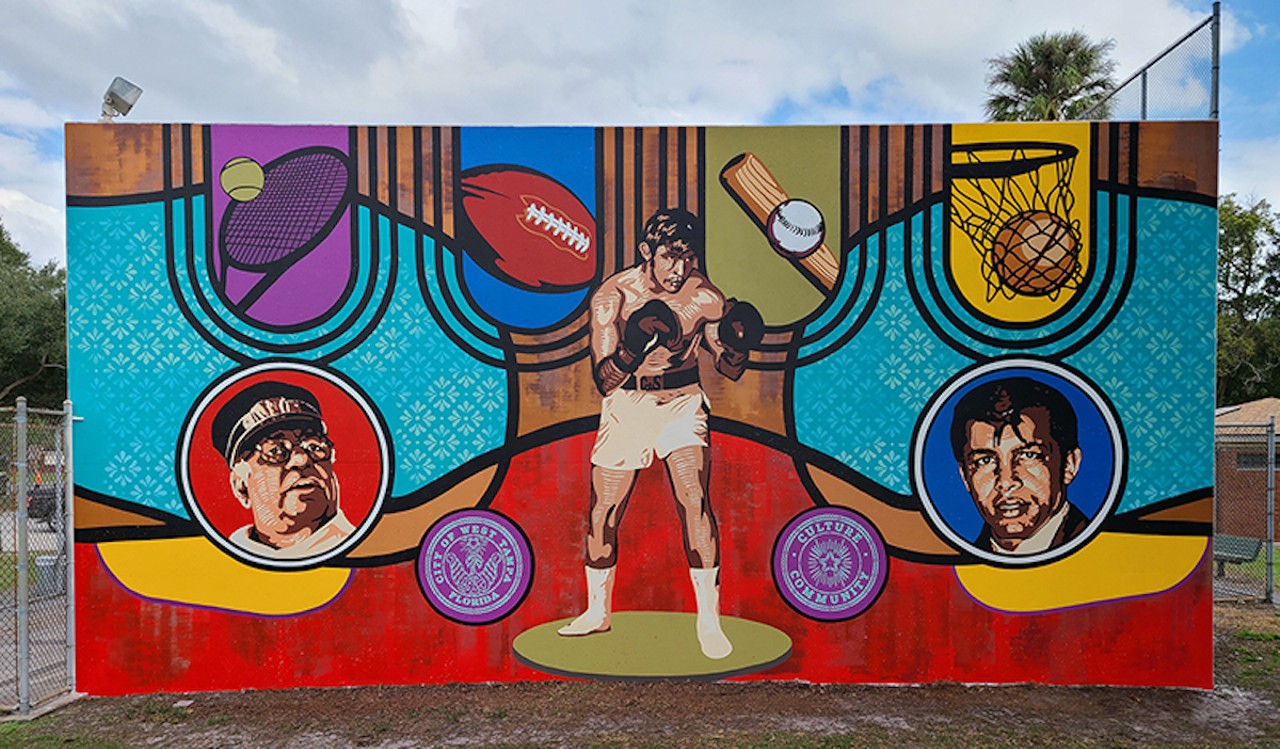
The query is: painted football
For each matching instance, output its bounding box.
[457,165,598,291]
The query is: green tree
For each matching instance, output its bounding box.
[985,31,1118,121]
[0,220,66,408]
[1217,194,1280,405]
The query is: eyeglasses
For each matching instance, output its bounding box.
[251,435,333,465]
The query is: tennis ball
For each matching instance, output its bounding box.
[220,157,264,202]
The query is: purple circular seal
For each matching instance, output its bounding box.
[416,509,533,625]
[772,507,888,621]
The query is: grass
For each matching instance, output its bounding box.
[0,723,131,749]
[1220,548,1279,593]
[117,701,192,724]
[0,552,53,595]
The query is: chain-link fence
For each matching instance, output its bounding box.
[0,398,74,714]
[1214,421,1278,603]
[1086,2,1219,120]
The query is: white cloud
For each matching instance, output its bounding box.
[0,189,64,268]
[1221,136,1280,207]
[0,0,1272,272]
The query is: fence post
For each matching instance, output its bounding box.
[1269,417,1276,603]
[1211,1,1220,119]
[1140,70,1148,120]
[15,398,30,714]
[63,399,75,693]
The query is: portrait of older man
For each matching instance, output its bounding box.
[210,381,354,559]
[949,376,1090,556]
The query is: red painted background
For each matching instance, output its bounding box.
[78,431,1212,693]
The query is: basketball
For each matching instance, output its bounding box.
[991,210,1080,296]
[220,156,264,202]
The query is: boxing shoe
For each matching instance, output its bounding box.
[689,566,733,659]
[557,565,615,636]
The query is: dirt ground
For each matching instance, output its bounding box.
[2,602,1277,749]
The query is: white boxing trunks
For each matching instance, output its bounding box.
[590,384,709,470]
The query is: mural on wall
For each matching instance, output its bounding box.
[65,120,1217,692]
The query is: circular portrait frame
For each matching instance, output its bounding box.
[910,357,1125,567]
[177,361,391,570]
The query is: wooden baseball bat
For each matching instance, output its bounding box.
[719,152,840,293]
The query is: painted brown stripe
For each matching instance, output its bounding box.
[440,128,455,238]
[376,127,391,206]
[886,126,906,217]
[396,126,416,216]
[599,128,619,277]
[66,123,167,197]
[642,127,661,218]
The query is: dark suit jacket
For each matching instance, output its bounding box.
[975,502,1089,555]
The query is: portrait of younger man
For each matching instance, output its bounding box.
[949,376,1089,556]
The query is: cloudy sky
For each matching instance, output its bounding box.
[0,0,1274,267]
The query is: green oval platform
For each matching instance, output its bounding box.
[512,611,792,680]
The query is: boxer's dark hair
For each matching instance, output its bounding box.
[949,377,1079,461]
[640,208,703,265]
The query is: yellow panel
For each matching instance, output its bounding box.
[949,122,1092,324]
[955,532,1206,613]
[98,537,351,615]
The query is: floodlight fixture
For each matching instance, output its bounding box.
[100,76,143,121]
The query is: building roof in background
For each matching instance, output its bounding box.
[1216,397,1280,425]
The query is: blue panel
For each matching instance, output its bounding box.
[459,127,596,213]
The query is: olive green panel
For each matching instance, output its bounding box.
[704,126,841,326]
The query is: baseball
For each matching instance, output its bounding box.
[766,199,825,258]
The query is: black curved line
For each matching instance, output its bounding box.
[928,196,1100,341]
[477,335,524,511]
[709,417,918,511]
[777,225,889,370]
[68,187,202,207]
[192,196,384,354]
[75,485,199,530]
[316,208,402,365]
[413,230,508,369]
[164,133,252,363]
[946,141,1078,180]
[917,172,1134,361]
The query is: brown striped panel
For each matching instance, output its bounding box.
[1094,123,1113,184]
[598,129,620,279]
[929,126,944,197]
[885,126,906,217]
[376,127,391,208]
[354,126,371,198]
[439,128,456,237]
[599,127,703,272]
[396,126,416,219]
[66,123,168,197]
[1136,121,1217,198]
[844,125,944,241]
[167,124,203,191]
[1095,122,1135,188]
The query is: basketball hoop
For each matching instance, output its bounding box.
[948,141,1083,301]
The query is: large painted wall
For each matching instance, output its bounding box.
[66,121,1216,692]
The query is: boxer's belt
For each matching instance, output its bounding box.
[622,368,700,391]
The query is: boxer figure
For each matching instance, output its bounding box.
[558,208,763,659]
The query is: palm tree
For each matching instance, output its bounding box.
[985,31,1118,121]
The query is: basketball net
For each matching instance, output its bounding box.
[948,142,1083,302]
